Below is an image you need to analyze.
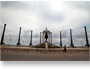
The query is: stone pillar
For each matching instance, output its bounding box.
[49,33,51,42]
[48,33,50,43]
[42,32,43,42]
[43,33,45,41]
[40,32,41,43]
[84,26,90,47]
[17,27,21,45]
[29,30,33,45]
[43,33,44,42]
[51,33,52,43]
[1,24,6,45]
[70,29,74,48]
[60,31,63,47]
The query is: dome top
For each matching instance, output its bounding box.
[42,27,51,33]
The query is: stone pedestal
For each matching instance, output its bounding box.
[45,42,48,49]
[29,45,32,48]
[17,44,21,47]
[17,43,21,45]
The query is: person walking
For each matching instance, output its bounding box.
[63,45,67,52]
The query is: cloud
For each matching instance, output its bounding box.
[73,28,85,38]
[1,1,90,46]
[42,11,64,22]
[1,1,30,10]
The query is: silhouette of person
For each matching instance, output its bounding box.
[64,45,66,52]
[45,33,48,42]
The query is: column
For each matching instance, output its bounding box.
[84,26,90,47]
[42,32,43,43]
[1,24,6,45]
[29,30,33,45]
[17,27,21,45]
[43,33,45,42]
[43,33,44,42]
[49,33,51,42]
[48,33,50,43]
[51,33,52,43]
[40,32,41,43]
[70,29,74,48]
[60,31,63,47]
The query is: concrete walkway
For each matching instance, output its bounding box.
[1,50,89,61]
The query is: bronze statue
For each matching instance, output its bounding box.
[45,33,48,42]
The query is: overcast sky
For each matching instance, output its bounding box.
[0,1,90,46]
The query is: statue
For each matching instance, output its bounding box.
[45,33,48,42]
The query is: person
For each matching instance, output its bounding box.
[64,45,66,52]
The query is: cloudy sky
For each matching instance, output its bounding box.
[0,1,90,46]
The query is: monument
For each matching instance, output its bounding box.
[1,24,6,45]
[42,27,52,49]
[42,27,52,43]
[33,27,63,48]
[70,29,74,48]
[17,27,21,45]
[60,31,63,47]
[84,26,90,47]
[29,30,33,46]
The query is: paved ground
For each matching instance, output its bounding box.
[1,50,90,61]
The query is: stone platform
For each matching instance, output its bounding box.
[1,45,89,52]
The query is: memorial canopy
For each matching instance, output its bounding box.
[42,27,51,34]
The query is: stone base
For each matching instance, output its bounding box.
[17,43,21,46]
[45,42,48,49]
[85,44,90,47]
[0,42,5,45]
[28,45,32,48]
[67,46,72,48]
[70,45,74,48]
[60,46,63,48]
[29,43,32,45]
[17,45,21,47]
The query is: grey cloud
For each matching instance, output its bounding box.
[42,12,64,22]
[4,33,18,44]
[24,29,31,34]
[52,30,68,39]
[1,1,30,10]
[74,1,89,10]
[22,29,39,38]
[52,33,59,38]
[0,26,3,29]
[33,33,39,38]
[73,29,85,39]
[73,38,86,46]
[0,26,3,37]
[62,30,68,38]
[21,29,31,38]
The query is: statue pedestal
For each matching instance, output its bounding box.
[45,42,48,49]
[28,45,32,48]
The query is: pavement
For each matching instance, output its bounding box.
[1,50,90,61]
